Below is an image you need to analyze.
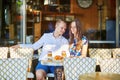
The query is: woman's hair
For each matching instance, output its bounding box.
[69,18,83,44]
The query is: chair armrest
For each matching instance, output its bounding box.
[27,72,34,78]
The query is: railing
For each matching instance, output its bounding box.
[89,40,116,48]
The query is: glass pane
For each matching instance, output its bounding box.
[0,0,25,46]
[116,0,120,47]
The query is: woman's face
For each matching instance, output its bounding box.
[71,21,77,35]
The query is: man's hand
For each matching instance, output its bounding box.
[10,45,20,50]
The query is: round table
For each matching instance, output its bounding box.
[79,72,120,80]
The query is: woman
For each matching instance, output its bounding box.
[69,18,88,57]
[55,19,88,80]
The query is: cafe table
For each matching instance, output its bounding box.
[41,59,64,79]
[41,59,63,66]
[79,72,120,80]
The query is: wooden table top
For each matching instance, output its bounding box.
[79,72,120,80]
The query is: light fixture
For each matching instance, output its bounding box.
[44,0,50,5]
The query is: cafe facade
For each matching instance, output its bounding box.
[0,0,119,47]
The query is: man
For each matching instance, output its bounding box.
[12,19,69,80]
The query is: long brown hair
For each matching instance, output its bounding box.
[69,18,83,44]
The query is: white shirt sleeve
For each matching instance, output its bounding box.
[20,34,46,50]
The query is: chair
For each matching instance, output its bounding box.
[112,48,120,58]
[0,47,8,58]
[100,58,120,74]
[9,47,34,79]
[0,58,28,80]
[46,73,55,80]
[63,57,96,80]
[89,48,112,65]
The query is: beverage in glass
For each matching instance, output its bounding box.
[47,51,52,61]
[61,51,66,58]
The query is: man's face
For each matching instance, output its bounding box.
[55,22,66,36]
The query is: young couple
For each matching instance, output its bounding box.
[12,18,88,80]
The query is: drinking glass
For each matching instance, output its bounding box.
[47,51,52,61]
[61,51,66,58]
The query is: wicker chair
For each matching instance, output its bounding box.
[89,48,112,65]
[10,47,34,79]
[0,47,8,58]
[0,58,28,80]
[100,58,120,74]
[63,57,96,80]
[112,48,120,58]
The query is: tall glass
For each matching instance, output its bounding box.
[61,51,66,58]
[47,51,52,61]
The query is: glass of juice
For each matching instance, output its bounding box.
[47,51,52,61]
[61,51,66,58]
